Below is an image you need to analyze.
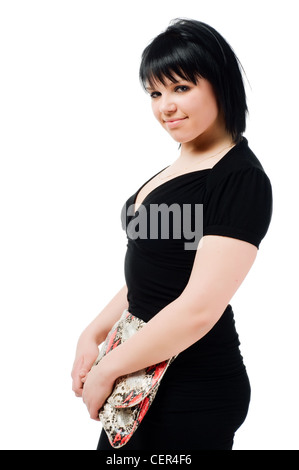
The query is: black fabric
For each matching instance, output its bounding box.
[97,138,272,451]
[203,139,273,247]
[97,307,251,451]
[97,371,250,450]
[122,137,272,322]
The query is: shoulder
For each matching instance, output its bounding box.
[206,137,271,191]
[203,138,273,248]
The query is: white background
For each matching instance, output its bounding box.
[0,0,298,450]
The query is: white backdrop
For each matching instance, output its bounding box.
[0,0,298,450]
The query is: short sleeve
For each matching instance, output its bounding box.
[203,167,273,248]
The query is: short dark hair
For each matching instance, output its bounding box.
[139,19,248,142]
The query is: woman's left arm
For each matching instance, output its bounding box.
[83,235,257,419]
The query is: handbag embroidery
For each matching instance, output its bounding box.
[93,309,176,448]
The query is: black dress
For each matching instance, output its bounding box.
[97,138,273,451]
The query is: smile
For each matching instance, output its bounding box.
[164,117,187,129]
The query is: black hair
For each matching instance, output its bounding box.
[139,18,248,142]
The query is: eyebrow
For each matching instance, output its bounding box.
[145,79,188,92]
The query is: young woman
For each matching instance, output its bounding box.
[72,19,273,450]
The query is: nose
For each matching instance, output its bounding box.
[159,95,177,115]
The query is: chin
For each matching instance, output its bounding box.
[168,133,200,144]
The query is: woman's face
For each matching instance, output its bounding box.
[147,74,223,144]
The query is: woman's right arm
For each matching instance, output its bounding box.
[71,284,128,397]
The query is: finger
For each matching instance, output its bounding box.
[72,377,84,397]
[72,367,90,395]
[73,386,83,398]
[89,406,101,421]
[79,369,88,379]
[82,390,100,421]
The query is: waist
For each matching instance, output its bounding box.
[129,305,246,380]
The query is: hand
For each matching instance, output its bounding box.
[82,361,115,421]
[71,336,99,398]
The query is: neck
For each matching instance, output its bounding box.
[179,120,234,163]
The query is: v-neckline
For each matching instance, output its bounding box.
[133,167,211,215]
[132,139,242,215]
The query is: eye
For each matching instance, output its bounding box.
[150,91,161,99]
[175,85,190,93]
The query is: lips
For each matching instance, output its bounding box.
[163,117,187,129]
[164,117,186,123]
